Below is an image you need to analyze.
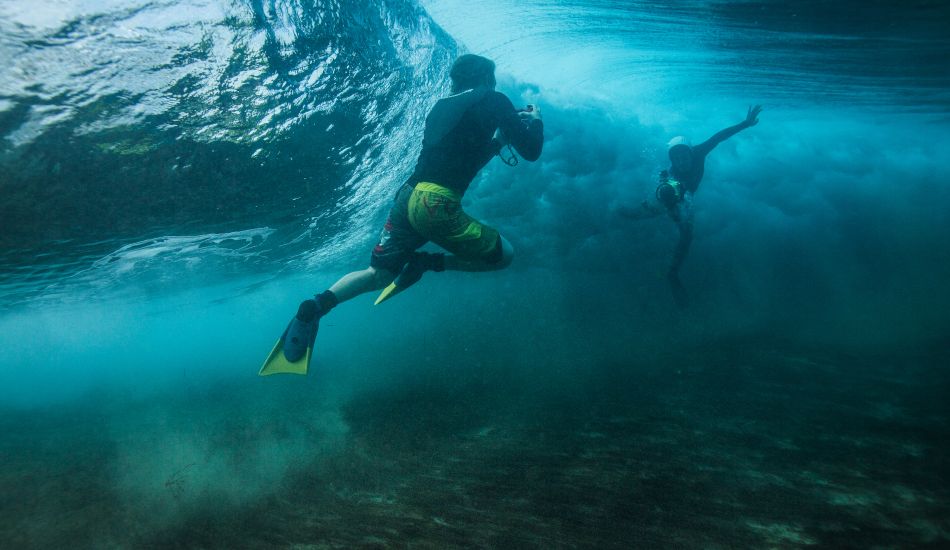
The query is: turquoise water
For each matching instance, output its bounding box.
[1,1,948,547]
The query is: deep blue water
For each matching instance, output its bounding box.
[1,1,949,547]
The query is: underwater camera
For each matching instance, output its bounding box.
[495,106,536,166]
[656,170,684,207]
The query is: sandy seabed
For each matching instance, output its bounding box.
[2,344,947,549]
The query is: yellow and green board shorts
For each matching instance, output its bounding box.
[370,182,501,273]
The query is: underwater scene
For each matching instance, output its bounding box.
[1,0,949,547]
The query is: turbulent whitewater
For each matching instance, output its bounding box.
[1,1,948,547]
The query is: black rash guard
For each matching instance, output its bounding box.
[407,90,544,194]
[670,122,748,194]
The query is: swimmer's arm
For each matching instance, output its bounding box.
[496,94,543,161]
[695,105,762,154]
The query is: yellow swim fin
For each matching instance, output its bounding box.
[374,282,401,305]
[259,303,320,376]
[374,253,437,305]
[259,333,311,375]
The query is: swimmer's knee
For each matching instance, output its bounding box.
[485,236,514,269]
[368,266,396,289]
[499,239,514,268]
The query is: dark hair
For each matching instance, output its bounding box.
[450,54,495,93]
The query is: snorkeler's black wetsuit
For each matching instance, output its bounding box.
[370,90,544,272]
[664,121,750,287]
[668,121,748,194]
[407,90,543,194]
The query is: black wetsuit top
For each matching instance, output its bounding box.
[669,122,748,194]
[407,90,544,194]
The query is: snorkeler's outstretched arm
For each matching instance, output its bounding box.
[695,105,762,155]
[495,93,544,161]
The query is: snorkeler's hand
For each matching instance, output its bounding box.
[519,104,542,121]
[744,105,762,127]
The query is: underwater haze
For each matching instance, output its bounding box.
[2,0,949,547]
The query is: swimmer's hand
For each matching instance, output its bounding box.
[744,105,762,127]
[519,104,542,122]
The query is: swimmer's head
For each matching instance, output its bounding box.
[450,54,496,93]
[667,136,693,171]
